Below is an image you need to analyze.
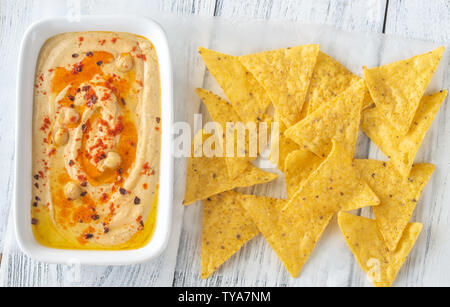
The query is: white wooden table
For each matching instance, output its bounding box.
[0,0,449,287]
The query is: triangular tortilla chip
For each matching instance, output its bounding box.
[363,47,445,135]
[199,47,271,123]
[338,212,423,287]
[240,191,331,278]
[284,149,323,198]
[240,45,320,127]
[196,88,256,178]
[285,79,366,158]
[307,52,361,114]
[286,140,380,214]
[183,131,277,205]
[241,141,379,277]
[269,111,300,171]
[362,90,447,178]
[201,191,260,279]
[354,160,434,251]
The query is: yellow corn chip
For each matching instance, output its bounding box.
[284,149,323,198]
[285,79,366,158]
[354,160,434,251]
[286,140,380,214]
[198,47,271,123]
[239,45,320,127]
[363,47,445,135]
[362,91,447,179]
[242,141,379,277]
[338,212,423,287]
[196,88,255,179]
[183,131,278,205]
[269,112,300,171]
[201,191,260,279]
[240,191,331,278]
[307,52,361,114]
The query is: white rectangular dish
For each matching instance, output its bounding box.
[14,15,173,265]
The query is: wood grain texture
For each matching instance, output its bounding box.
[0,0,36,253]
[1,0,449,287]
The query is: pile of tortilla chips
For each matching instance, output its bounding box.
[184,45,447,287]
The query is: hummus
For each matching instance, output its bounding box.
[31,32,161,250]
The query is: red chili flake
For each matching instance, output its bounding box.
[71,62,83,74]
[48,68,54,73]
[39,75,44,82]
[136,54,147,61]
[155,127,160,131]
[132,46,137,52]
[40,117,51,131]
[99,39,106,46]
[107,117,124,136]
[39,171,44,179]
[101,93,111,101]
[48,148,56,157]
[111,38,118,44]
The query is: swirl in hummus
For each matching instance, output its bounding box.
[31,32,161,250]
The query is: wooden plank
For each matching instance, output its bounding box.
[215,0,387,32]
[377,0,450,287]
[173,0,389,287]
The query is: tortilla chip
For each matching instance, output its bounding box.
[269,111,300,171]
[196,88,255,178]
[338,212,423,287]
[363,47,445,135]
[307,52,361,114]
[198,47,271,123]
[286,140,380,213]
[285,79,366,158]
[240,191,331,277]
[201,191,260,279]
[183,131,278,205]
[354,160,434,251]
[239,45,320,127]
[362,91,447,178]
[284,149,323,198]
